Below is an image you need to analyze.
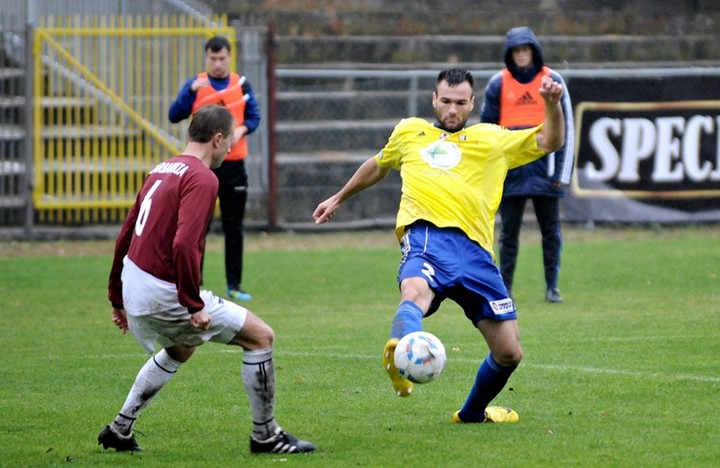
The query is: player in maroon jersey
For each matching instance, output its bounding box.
[99,105,315,455]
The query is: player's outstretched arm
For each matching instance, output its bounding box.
[536,76,565,154]
[313,157,389,224]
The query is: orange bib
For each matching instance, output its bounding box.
[191,72,248,161]
[498,67,550,129]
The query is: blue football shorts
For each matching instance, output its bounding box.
[397,221,516,325]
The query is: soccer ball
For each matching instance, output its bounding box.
[394,331,447,384]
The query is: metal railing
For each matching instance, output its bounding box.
[32,15,234,224]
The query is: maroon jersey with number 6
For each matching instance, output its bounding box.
[108,155,218,313]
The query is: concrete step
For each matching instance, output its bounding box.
[0,160,25,176]
[273,34,720,66]
[35,193,138,208]
[41,156,153,173]
[0,96,24,109]
[0,68,24,80]
[41,124,141,139]
[0,195,25,209]
[0,124,23,140]
[224,1,719,37]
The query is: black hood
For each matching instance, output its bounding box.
[504,26,544,79]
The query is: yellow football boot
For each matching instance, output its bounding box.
[382,338,413,397]
[451,406,519,423]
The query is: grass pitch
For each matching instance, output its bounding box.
[0,226,718,467]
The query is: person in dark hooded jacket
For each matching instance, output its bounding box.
[480,26,574,303]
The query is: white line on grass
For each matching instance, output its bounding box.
[575,335,713,342]
[222,349,720,384]
[523,363,720,384]
[48,349,720,384]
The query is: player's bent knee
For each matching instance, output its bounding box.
[256,324,274,348]
[510,348,523,366]
[229,312,275,349]
[494,347,523,368]
[165,344,196,363]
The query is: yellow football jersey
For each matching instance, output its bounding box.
[374,117,545,254]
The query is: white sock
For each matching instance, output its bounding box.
[242,347,279,440]
[111,348,182,435]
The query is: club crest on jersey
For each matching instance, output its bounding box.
[489,298,515,315]
[420,140,461,170]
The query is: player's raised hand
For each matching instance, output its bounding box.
[191,78,211,92]
[536,76,565,154]
[539,76,563,106]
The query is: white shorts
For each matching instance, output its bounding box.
[121,257,247,353]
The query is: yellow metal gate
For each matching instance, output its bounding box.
[33,15,234,223]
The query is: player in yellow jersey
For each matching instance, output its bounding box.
[313,68,564,423]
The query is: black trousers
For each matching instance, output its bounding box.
[498,196,562,293]
[212,160,248,290]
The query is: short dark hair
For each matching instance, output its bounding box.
[188,105,234,143]
[204,35,231,53]
[437,68,474,89]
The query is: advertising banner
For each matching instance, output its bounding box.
[563,70,720,223]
